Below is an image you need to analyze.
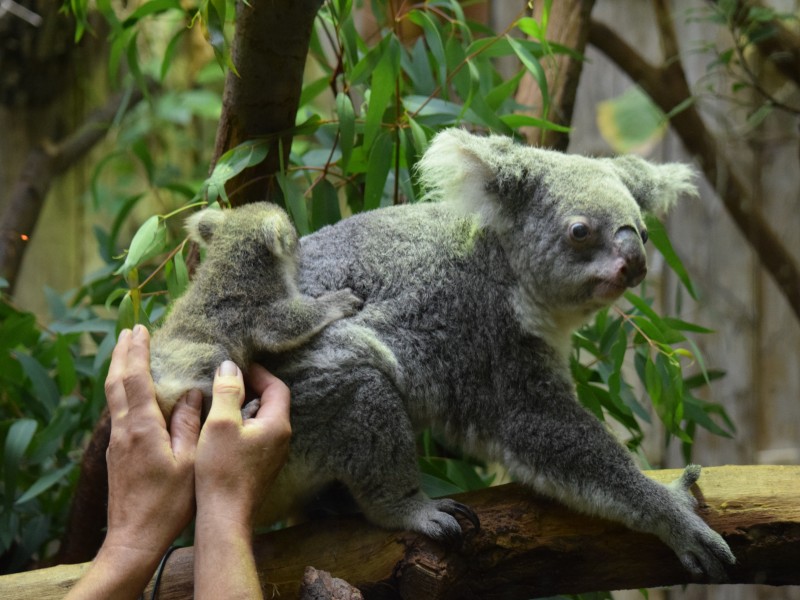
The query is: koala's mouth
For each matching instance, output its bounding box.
[591,279,628,302]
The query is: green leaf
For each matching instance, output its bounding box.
[117,292,136,333]
[4,419,38,508]
[420,471,464,497]
[299,75,331,107]
[597,87,667,154]
[161,27,187,81]
[644,358,663,408]
[121,0,182,27]
[336,93,355,172]
[499,113,571,132]
[311,179,342,232]
[126,31,148,96]
[54,336,77,396]
[205,0,234,73]
[407,10,447,91]
[645,216,697,299]
[506,35,550,119]
[206,140,270,202]
[363,38,399,150]
[484,69,524,111]
[115,215,160,275]
[14,354,59,418]
[166,251,190,301]
[15,464,75,506]
[363,132,394,210]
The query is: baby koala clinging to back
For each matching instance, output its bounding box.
[150,202,362,418]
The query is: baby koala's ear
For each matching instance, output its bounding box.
[259,205,298,257]
[606,155,699,217]
[185,207,226,247]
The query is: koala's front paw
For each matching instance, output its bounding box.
[406,498,480,547]
[665,465,736,581]
[323,288,364,319]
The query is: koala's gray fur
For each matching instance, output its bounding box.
[173,130,735,579]
[149,202,362,416]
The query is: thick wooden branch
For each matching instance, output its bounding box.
[589,17,800,326]
[0,87,145,292]
[210,0,323,207]
[4,466,800,599]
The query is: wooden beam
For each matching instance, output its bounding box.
[2,466,799,599]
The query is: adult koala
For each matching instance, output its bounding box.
[253,128,735,579]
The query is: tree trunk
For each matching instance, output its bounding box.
[11,466,800,600]
[516,0,597,150]
[209,0,324,207]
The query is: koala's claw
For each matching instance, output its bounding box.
[241,398,261,419]
[448,500,481,532]
[411,498,480,548]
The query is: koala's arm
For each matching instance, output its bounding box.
[252,289,363,353]
[494,380,735,580]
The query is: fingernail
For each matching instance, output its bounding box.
[218,360,240,377]
[118,328,131,341]
[133,324,145,337]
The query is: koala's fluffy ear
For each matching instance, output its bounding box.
[186,208,226,247]
[416,128,508,228]
[608,155,699,217]
[259,209,297,257]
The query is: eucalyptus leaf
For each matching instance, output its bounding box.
[16,464,75,506]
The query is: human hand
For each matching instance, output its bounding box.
[103,325,201,563]
[194,361,291,528]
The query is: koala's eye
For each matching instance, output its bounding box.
[641,229,649,244]
[568,221,591,242]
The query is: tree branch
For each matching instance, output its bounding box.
[13,466,800,599]
[589,17,800,325]
[0,86,146,293]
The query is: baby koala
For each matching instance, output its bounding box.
[150,202,362,418]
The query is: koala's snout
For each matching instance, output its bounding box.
[615,228,647,288]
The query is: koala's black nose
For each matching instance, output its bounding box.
[615,228,647,288]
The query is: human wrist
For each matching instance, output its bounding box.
[195,497,254,535]
[67,542,162,599]
[96,538,165,575]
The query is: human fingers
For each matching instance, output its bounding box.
[105,329,133,420]
[208,361,245,423]
[122,325,158,414]
[169,389,202,460]
[247,365,290,427]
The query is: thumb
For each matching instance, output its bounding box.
[169,389,201,459]
[209,360,245,421]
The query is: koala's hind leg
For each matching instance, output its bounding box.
[292,366,478,545]
[255,290,363,353]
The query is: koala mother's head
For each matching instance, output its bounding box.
[417,128,697,347]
